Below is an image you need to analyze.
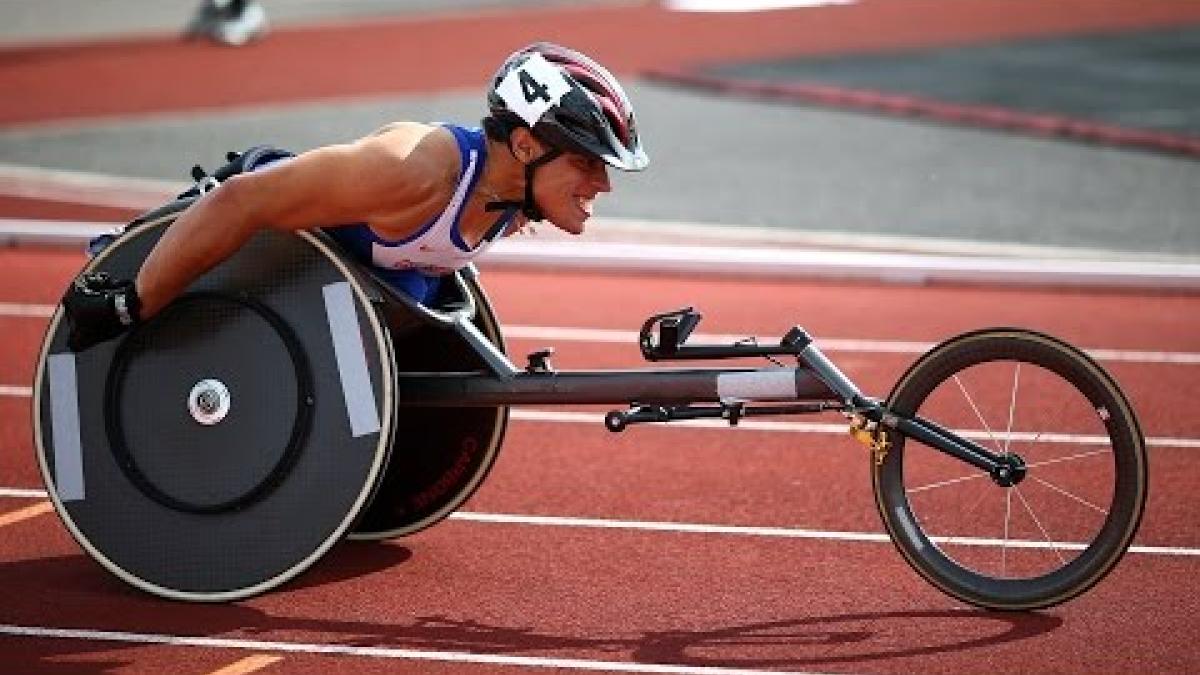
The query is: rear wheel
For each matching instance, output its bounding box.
[873,328,1147,610]
[348,271,508,540]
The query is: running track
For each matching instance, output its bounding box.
[4,1,1200,672]
[2,247,1199,673]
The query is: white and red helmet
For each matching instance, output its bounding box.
[488,42,649,172]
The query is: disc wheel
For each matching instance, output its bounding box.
[348,271,508,540]
[873,328,1147,610]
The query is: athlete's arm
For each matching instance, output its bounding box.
[135,126,446,318]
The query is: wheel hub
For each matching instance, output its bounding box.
[188,378,231,426]
[991,452,1027,487]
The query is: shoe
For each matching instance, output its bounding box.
[185,0,267,46]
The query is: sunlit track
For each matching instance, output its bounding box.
[0,500,52,527]
[4,305,1198,364]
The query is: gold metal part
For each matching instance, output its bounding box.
[849,415,892,465]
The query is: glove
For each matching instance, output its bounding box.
[62,273,142,352]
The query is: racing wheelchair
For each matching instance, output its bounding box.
[33,194,1147,611]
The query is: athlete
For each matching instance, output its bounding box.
[63,42,648,352]
[186,0,267,46]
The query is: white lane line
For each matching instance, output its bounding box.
[0,302,54,318]
[4,487,1196,557]
[0,624,838,675]
[447,512,1200,558]
[0,487,49,499]
[0,385,33,397]
[0,162,180,210]
[3,307,1199,365]
[488,240,1200,290]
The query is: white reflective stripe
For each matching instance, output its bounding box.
[46,353,85,502]
[716,369,797,402]
[113,293,134,326]
[322,283,380,438]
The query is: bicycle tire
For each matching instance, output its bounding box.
[873,328,1147,610]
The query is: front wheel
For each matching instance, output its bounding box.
[873,328,1147,610]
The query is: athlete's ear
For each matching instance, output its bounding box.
[509,127,543,165]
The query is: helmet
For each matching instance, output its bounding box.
[488,42,648,172]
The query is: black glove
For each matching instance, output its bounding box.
[62,273,142,352]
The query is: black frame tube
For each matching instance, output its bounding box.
[395,367,839,407]
[387,297,1009,476]
[890,415,1008,474]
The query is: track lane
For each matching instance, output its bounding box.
[8,319,1200,437]
[3,253,1199,548]
[5,406,1200,549]
[2,247,1199,672]
[6,250,1198,350]
[1,514,1198,673]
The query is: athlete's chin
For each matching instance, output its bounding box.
[549,213,588,235]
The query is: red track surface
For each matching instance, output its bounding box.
[4,1,1200,672]
[2,248,1200,673]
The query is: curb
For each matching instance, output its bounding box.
[645,68,1200,160]
[5,218,1198,291]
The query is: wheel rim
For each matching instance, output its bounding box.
[876,330,1146,609]
[899,358,1120,579]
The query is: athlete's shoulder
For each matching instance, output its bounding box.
[358,122,459,186]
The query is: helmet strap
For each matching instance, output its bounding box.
[485,146,561,222]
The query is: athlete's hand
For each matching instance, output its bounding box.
[62,273,142,352]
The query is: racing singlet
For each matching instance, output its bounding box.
[322,124,517,304]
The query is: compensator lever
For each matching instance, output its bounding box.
[638,307,815,362]
[639,307,703,360]
[525,348,555,373]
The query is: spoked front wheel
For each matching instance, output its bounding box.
[873,328,1147,610]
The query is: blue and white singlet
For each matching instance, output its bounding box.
[321,124,517,304]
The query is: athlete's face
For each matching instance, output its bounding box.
[532,150,612,235]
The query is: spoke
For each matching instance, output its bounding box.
[908,471,990,494]
[1004,363,1021,455]
[1025,447,1111,471]
[953,374,1005,454]
[909,427,1042,496]
[958,428,1114,447]
[1013,486,1068,565]
[912,478,995,539]
[1030,475,1108,515]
